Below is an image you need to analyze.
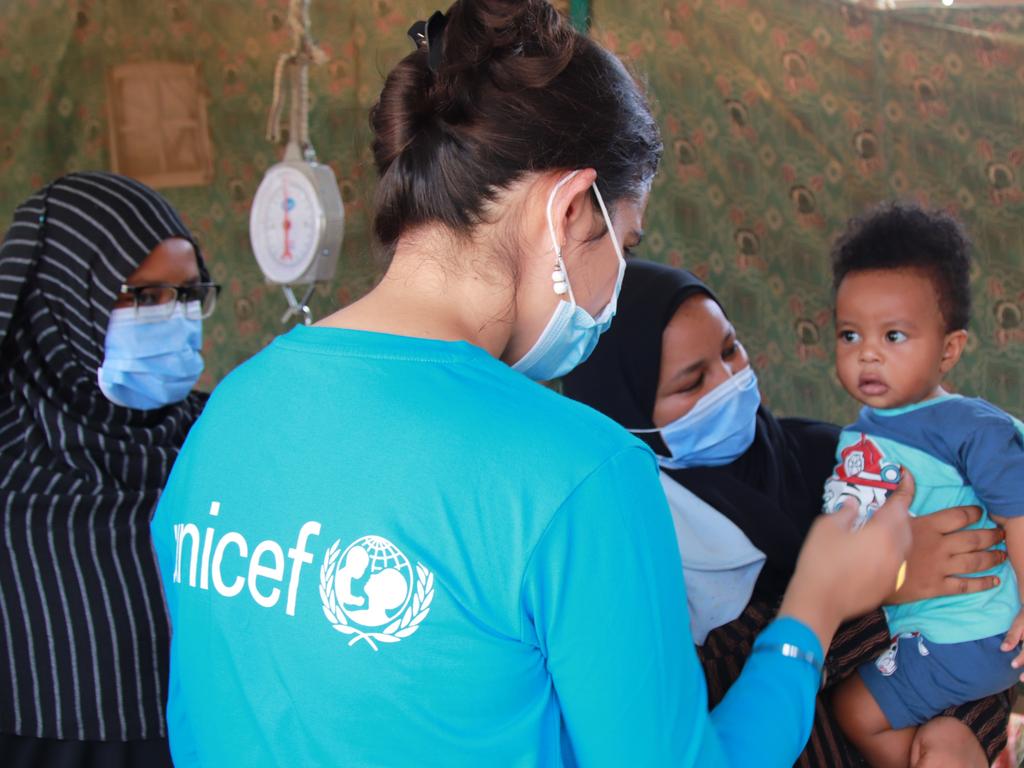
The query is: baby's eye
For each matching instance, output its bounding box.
[885,330,908,343]
[838,330,861,343]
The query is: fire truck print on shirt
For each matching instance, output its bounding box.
[823,433,902,528]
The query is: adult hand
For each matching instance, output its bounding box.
[910,717,987,768]
[780,472,914,650]
[886,505,1004,605]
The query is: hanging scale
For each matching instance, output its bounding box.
[249,0,344,325]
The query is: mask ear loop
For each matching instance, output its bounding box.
[589,181,626,319]
[546,171,626,317]
[590,183,624,263]
[546,170,582,306]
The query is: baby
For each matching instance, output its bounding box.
[823,203,1024,767]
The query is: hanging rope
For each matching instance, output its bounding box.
[266,0,327,153]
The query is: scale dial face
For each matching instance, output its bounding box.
[249,164,325,284]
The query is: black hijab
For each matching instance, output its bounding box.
[0,172,208,739]
[563,259,839,599]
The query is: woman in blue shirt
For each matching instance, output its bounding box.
[151,1,910,765]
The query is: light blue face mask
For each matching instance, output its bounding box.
[97,303,204,410]
[511,170,627,381]
[634,367,762,469]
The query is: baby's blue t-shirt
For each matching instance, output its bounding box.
[826,394,1024,643]
[153,325,821,767]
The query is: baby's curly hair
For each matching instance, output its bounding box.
[830,202,972,332]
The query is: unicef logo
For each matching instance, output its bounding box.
[319,535,434,651]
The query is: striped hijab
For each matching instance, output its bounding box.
[0,173,207,741]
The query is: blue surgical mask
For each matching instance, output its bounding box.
[634,367,761,469]
[511,170,626,381]
[97,303,204,410]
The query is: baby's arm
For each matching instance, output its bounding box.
[991,514,1024,675]
[950,408,1024,673]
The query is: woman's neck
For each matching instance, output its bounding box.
[317,228,518,358]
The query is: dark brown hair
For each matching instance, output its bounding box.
[370,0,662,254]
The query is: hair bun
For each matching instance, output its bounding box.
[431,0,575,121]
[369,0,661,253]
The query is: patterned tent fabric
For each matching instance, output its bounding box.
[591,0,1024,422]
[0,0,1022,423]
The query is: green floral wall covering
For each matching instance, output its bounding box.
[1,0,1022,424]
[591,0,1024,422]
[0,0,417,391]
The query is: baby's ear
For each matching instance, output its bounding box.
[939,329,968,373]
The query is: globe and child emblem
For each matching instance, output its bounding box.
[319,535,434,651]
[335,537,413,627]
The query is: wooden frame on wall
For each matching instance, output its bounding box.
[106,61,214,189]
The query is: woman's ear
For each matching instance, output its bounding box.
[939,329,968,374]
[544,169,598,256]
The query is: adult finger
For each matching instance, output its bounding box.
[946,526,1003,555]
[869,470,915,538]
[929,504,983,535]
[885,469,916,513]
[941,574,1000,597]
[831,497,860,530]
[947,549,1005,577]
[862,474,914,583]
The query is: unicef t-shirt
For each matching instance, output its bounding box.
[152,325,821,767]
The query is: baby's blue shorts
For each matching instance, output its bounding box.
[859,632,1019,729]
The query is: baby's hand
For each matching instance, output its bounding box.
[1001,607,1024,680]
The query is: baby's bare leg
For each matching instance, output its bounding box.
[911,717,987,768]
[832,674,916,768]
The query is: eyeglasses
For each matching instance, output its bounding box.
[116,282,221,320]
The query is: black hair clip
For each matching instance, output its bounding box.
[407,10,448,73]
